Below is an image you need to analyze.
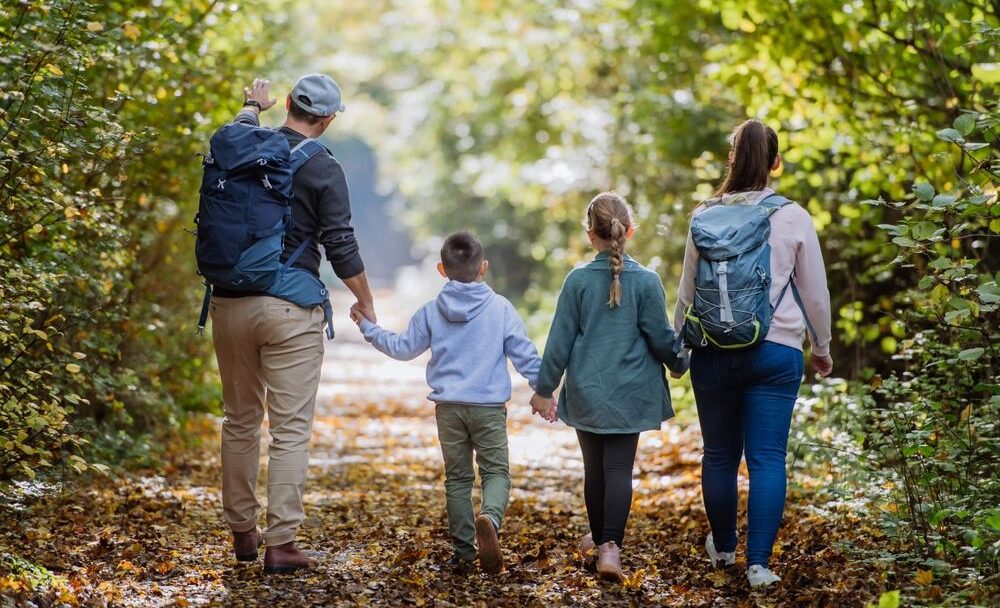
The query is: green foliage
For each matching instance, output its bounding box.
[861,108,999,576]
[0,0,273,480]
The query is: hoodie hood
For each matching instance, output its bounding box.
[436,280,496,323]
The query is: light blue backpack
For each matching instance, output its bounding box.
[682,193,816,350]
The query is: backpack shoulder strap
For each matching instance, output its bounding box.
[757,193,794,212]
[288,138,330,174]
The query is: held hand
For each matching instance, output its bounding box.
[811,353,833,378]
[349,308,364,326]
[545,397,558,423]
[350,301,377,324]
[243,78,277,111]
[670,371,685,380]
[530,393,554,422]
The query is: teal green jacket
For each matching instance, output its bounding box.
[535,252,685,434]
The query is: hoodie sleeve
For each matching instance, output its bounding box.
[534,272,580,398]
[502,300,542,388]
[359,307,431,361]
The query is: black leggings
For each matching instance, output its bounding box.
[576,430,640,547]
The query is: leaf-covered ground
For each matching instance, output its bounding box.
[1,293,898,607]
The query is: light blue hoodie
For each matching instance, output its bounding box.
[359,281,541,406]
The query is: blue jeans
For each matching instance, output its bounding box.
[690,341,803,568]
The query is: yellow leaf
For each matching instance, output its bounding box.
[64,206,80,220]
[61,162,69,174]
[915,569,933,585]
[122,21,140,40]
[72,352,87,360]
[66,363,81,374]
[86,21,104,32]
[46,64,63,76]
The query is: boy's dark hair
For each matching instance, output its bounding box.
[287,98,326,125]
[441,231,484,282]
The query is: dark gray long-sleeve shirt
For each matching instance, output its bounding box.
[214,110,364,297]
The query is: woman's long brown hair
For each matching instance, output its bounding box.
[714,119,779,196]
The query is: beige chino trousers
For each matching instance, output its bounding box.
[210,295,325,546]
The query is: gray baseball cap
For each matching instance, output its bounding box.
[290,73,346,117]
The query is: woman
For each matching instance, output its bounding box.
[674,119,833,588]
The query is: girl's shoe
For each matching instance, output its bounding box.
[578,532,595,555]
[596,541,624,582]
[705,533,736,567]
[747,564,781,588]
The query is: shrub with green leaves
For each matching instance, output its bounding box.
[0,0,273,480]
[863,108,999,583]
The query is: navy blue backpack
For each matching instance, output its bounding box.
[194,121,335,339]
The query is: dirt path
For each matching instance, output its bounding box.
[0,290,882,607]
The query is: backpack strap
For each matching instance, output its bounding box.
[197,281,212,335]
[773,272,820,344]
[288,138,329,174]
[757,193,793,213]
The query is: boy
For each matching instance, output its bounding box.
[352,231,553,574]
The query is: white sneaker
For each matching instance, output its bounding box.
[705,533,735,567]
[747,564,781,588]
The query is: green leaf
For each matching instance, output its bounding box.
[953,113,976,136]
[892,237,917,247]
[931,194,956,207]
[962,142,988,151]
[990,219,1000,234]
[936,128,964,143]
[913,183,935,201]
[878,590,901,608]
[928,257,951,271]
[911,221,939,240]
[958,347,984,361]
[978,283,1000,304]
[949,297,972,311]
[972,63,1000,83]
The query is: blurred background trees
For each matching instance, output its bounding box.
[1,0,997,602]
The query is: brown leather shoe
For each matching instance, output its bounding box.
[597,541,624,583]
[475,514,503,575]
[233,527,263,562]
[263,542,317,574]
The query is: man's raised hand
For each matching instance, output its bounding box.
[243,78,277,112]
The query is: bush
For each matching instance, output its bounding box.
[862,109,999,578]
[0,0,273,480]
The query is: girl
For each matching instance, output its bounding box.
[529,192,687,582]
[674,119,833,588]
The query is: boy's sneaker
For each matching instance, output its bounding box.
[475,514,503,574]
[705,533,736,567]
[747,564,781,588]
[446,555,475,574]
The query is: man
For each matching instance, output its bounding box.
[210,75,377,573]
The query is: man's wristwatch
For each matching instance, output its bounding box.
[243,99,262,110]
